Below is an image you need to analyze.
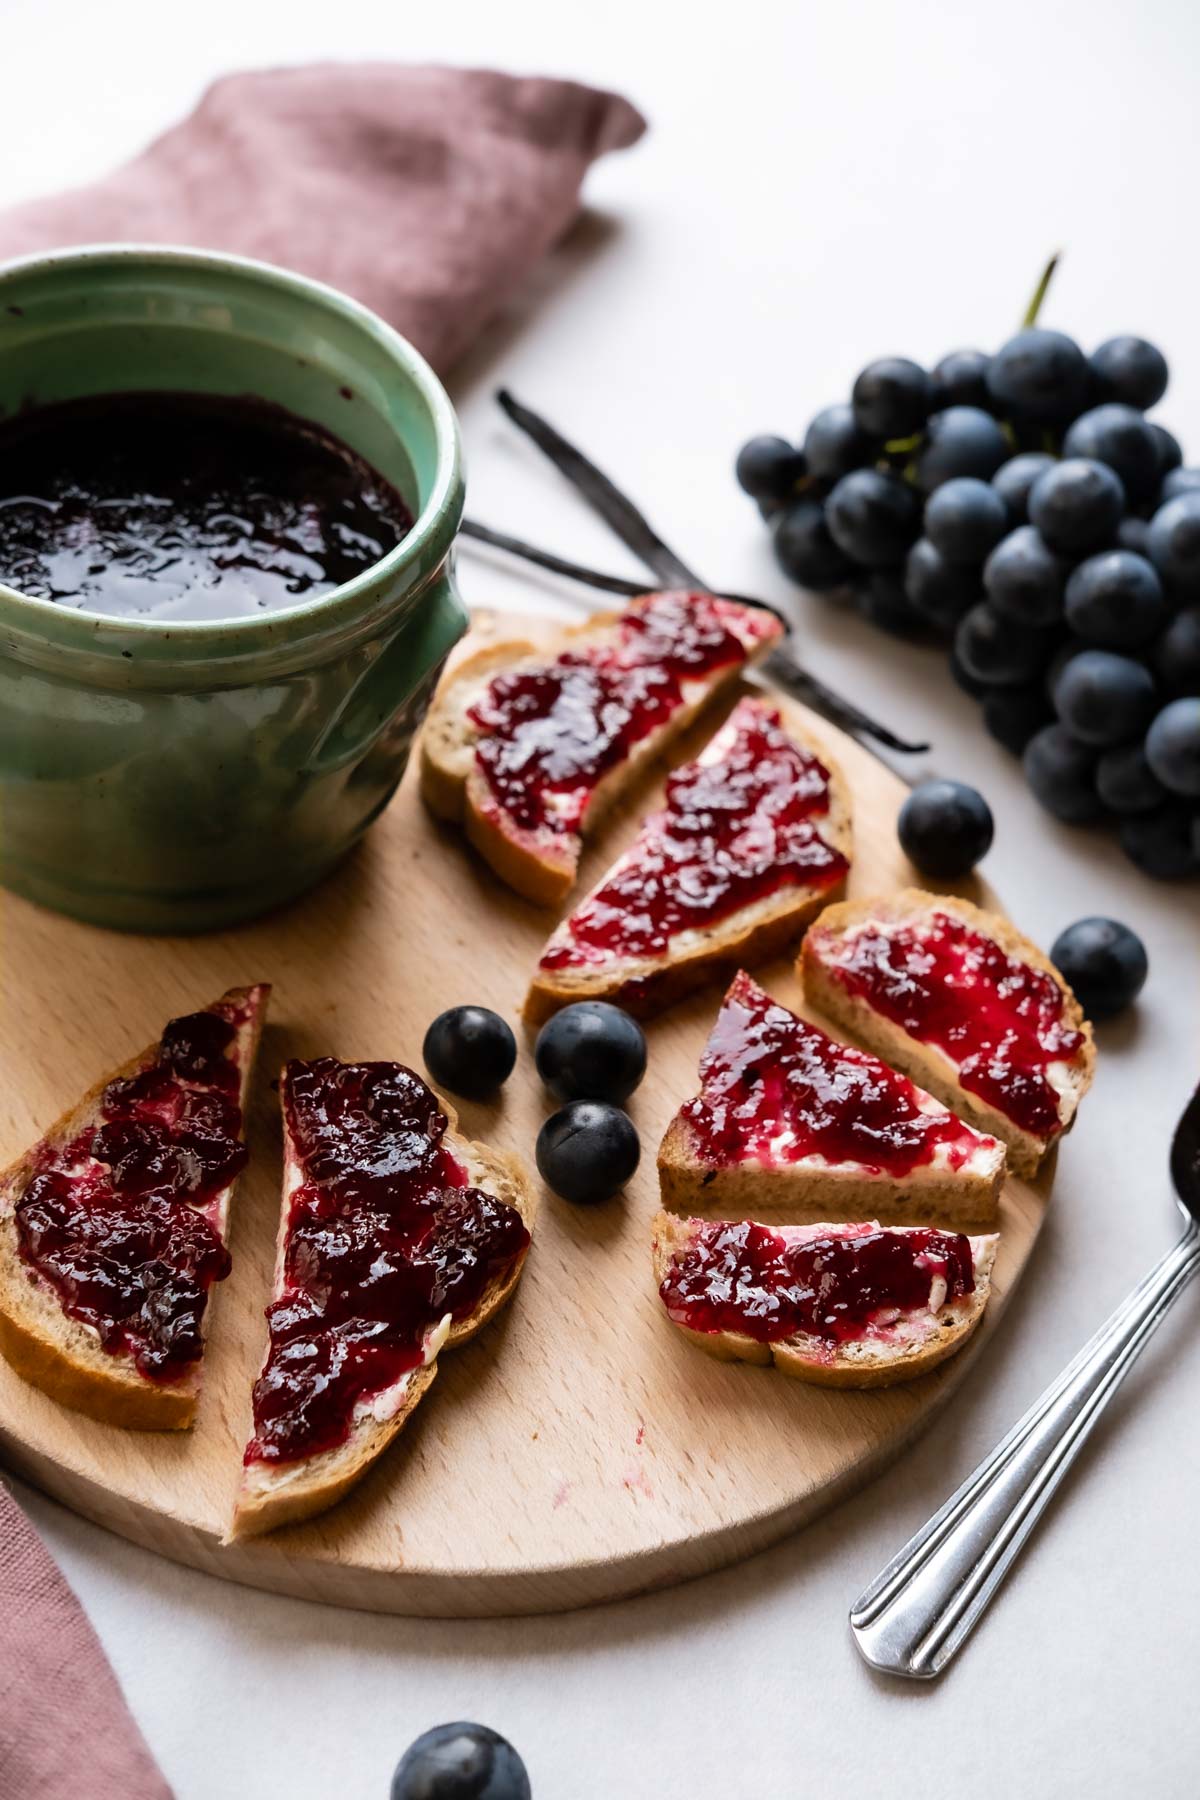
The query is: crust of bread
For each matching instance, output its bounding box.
[229,1091,535,1540]
[0,984,269,1431]
[419,603,783,907]
[523,714,852,1024]
[800,889,1096,1178]
[650,1210,998,1389]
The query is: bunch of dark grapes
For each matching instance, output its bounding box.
[736,319,1200,879]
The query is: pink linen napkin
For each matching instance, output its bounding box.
[0,1485,171,1799]
[0,62,646,372]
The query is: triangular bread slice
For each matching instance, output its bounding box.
[231,1057,535,1539]
[801,890,1095,1177]
[420,590,783,907]
[0,983,268,1429]
[524,698,851,1024]
[652,1211,997,1388]
[658,972,1004,1229]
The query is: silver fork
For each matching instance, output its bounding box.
[849,1077,1200,1679]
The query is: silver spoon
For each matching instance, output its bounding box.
[850,1076,1200,1678]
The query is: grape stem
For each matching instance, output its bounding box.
[1022,252,1062,329]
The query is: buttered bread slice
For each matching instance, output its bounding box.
[658,971,1005,1229]
[802,889,1095,1177]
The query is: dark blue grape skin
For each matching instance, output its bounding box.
[534,1002,647,1105]
[1151,426,1184,478]
[773,500,855,590]
[1145,698,1200,796]
[1053,649,1157,747]
[802,404,876,481]
[391,1724,532,1800]
[423,1007,517,1100]
[897,779,994,877]
[1119,804,1200,878]
[983,683,1055,755]
[992,453,1056,525]
[855,569,928,637]
[826,468,921,567]
[1089,337,1169,412]
[1095,742,1169,814]
[923,477,1008,565]
[735,435,806,502]
[1029,459,1125,555]
[904,538,982,629]
[1023,723,1105,823]
[984,525,1068,627]
[986,328,1091,423]
[1063,550,1168,650]
[929,349,993,413]
[851,358,931,438]
[1050,917,1149,1019]
[1044,637,1088,699]
[1151,608,1200,697]
[1062,404,1161,502]
[1147,493,1200,596]
[915,407,1009,493]
[949,647,990,699]
[1160,468,1200,504]
[956,601,1059,686]
[1117,516,1152,556]
[536,1101,640,1205]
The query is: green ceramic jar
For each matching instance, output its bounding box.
[0,246,467,931]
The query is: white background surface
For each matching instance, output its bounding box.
[3,2,1200,1795]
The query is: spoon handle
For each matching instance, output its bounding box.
[850,1222,1200,1678]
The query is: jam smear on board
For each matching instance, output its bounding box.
[659,1217,976,1345]
[245,1058,529,1466]
[0,392,413,620]
[467,591,778,841]
[15,1003,251,1379]
[813,910,1084,1139]
[677,971,987,1175]
[540,700,846,970]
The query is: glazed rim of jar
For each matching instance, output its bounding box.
[0,244,464,640]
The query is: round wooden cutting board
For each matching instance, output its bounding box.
[0,611,1053,1617]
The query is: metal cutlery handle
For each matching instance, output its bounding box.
[850,1222,1200,1679]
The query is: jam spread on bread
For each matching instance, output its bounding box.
[811,911,1084,1139]
[14,1004,250,1378]
[245,1059,529,1465]
[538,701,846,969]
[467,591,777,840]
[0,391,413,620]
[658,1218,976,1345]
[678,972,987,1174]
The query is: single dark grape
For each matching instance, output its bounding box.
[1063,550,1167,649]
[915,406,1009,493]
[1029,459,1125,555]
[1053,649,1157,746]
[855,568,927,637]
[1147,492,1200,595]
[986,328,1090,423]
[904,538,981,628]
[956,601,1058,686]
[992,452,1056,524]
[982,682,1054,755]
[1150,608,1200,697]
[983,525,1068,627]
[423,1007,517,1100]
[1119,804,1200,878]
[1117,516,1152,556]
[929,349,992,413]
[851,357,931,438]
[773,499,855,591]
[735,435,805,502]
[898,779,994,877]
[392,1724,531,1800]
[1023,724,1105,823]
[1095,741,1169,814]
[803,404,876,481]
[1050,917,1149,1019]
[1151,425,1183,478]
[826,468,921,566]
[923,477,1008,565]
[1062,404,1161,502]
[1160,467,1200,504]
[1144,697,1200,796]
[534,1002,647,1105]
[536,1101,640,1205]
[1089,336,1169,412]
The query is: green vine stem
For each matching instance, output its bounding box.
[1022,252,1062,328]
